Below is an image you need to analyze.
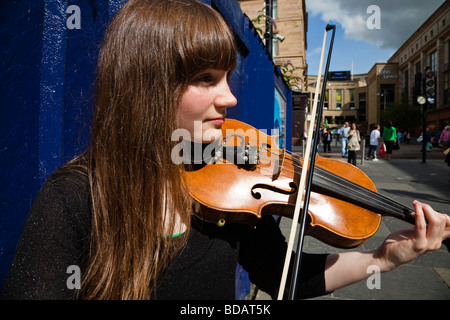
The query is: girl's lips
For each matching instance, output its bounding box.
[206,117,225,125]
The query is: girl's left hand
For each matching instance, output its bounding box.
[376,200,450,272]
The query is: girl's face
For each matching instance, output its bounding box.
[178,69,237,143]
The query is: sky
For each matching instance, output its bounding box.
[305,0,446,76]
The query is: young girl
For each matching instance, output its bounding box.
[346,122,361,165]
[1,0,449,300]
[382,121,397,160]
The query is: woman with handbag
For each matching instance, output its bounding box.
[346,122,361,166]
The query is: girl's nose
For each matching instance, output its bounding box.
[215,80,237,108]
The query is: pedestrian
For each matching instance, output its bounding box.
[439,125,450,149]
[1,0,449,301]
[382,121,397,160]
[406,131,411,144]
[340,121,350,158]
[346,122,361,166]
[322,127,332,153]
[425,127,432,152]
[396,129,402,146]
[366,124,380,161]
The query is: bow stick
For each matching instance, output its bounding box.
[277,24,336,300]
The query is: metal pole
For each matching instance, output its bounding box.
[422,103,427,164]
[265,0,273,58]
[361,139,365,165]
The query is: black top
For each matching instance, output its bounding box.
[1,165,328,300]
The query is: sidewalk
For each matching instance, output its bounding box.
[256,140,450,300]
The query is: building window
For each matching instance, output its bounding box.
[444,70,450,105]
[349,89,355,109]
[272,0,278,19]
[335,89,342,110]
[380,84,395,110]
[403,70,409,99]
[444,42,450,104]
[324,90,329,109]
[430,50,437,72]
[358,92,366,122]
[335,116,344,125]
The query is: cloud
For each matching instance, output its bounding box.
[306,46,323,58]
[306,0,445,49]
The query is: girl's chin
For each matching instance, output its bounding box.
[200,126,222,143]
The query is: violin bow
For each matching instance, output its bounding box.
[277,24,336,300]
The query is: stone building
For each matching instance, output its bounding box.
[388,0,450,132]
[238,0,308,90]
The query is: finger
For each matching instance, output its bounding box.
[412,200,427,251]
[421,202,444,250]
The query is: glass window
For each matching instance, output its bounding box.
[335,89,342,110]
[272,0,278,19]
[349,89,355,109]
[430,50,437,72]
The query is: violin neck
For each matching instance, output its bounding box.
[311,166,415,225]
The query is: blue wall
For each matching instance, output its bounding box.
[0,0,292,294]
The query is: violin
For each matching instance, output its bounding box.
[183,118,419,249]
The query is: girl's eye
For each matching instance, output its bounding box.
[195,75,213,83]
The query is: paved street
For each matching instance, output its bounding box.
[257,140,450,300]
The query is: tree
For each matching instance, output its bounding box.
[379,100,422,132]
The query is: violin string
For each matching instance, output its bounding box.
[312,166,413,218]
[218,143,412,219]
[258,152,408,210]
[254,152,413,220]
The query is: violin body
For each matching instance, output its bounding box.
[183,119,382,249]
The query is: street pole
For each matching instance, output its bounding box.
[416,95,427,163]
[265,0,273,58]
[422,103,427,163]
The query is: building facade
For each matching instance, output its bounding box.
[388,0,450,132]
[306,2,449,135]
[238,0,308,90]
[306,73,368,131]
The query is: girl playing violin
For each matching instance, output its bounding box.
[2,0,449,300]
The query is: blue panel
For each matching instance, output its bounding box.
[39,0,66,185]
[0,0,45,287]
[63,0,110,163]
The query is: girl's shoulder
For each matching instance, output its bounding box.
[35,158,92,228]
[45,159,90,199]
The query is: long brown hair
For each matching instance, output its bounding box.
[77,0,237,299]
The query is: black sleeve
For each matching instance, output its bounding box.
[238,216,329,299]
[0,169,91,300]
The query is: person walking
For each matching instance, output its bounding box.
[382,121,397,160]
[366,124,380,161]
[439,125,450,149]
[322,127,332,153]
[340,121,350,158]
[346,122,361,166]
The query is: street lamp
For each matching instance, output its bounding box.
[417,95,427,163]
